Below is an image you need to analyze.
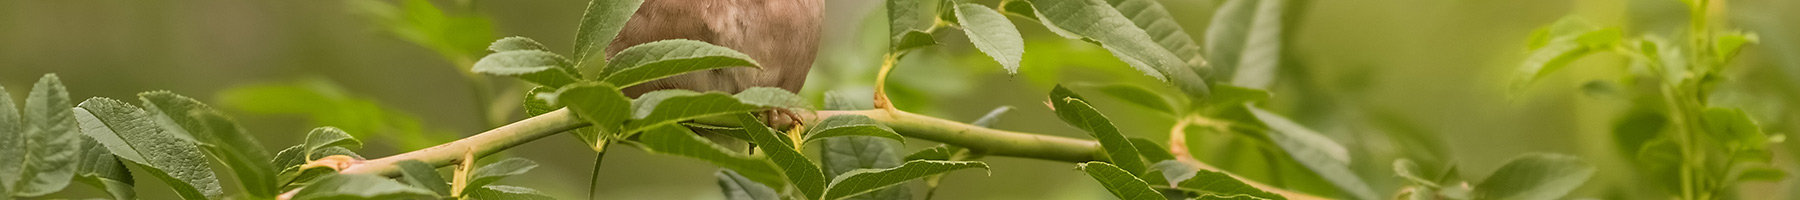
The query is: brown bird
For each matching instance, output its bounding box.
[606,0,824,97]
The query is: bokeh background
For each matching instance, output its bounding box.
[4,0,1799,199]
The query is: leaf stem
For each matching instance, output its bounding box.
[872,53,901,109]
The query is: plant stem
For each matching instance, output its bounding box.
[338,109,587,176]
[871,53,901,109]
[586,148,608,200]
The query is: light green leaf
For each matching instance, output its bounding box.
[718,169,781,200]
[1394,159,1439,188]
[888,0,938,52]
[349,0,495,63]
[824,160,989,200]
[303,127,362,159]
[1713,31,1758,62]
[905,145,967,161]
[557,82,632,149]
[1702,107,1769,152]
[1511,21,1621,93]
[1031,0,1210,99]
[489,36,550,53]
[465,185,556,200]
[1106,0,1204,70]
[0,85,14,196]
[1070,82,1179,113]
[1205,0,1286,88]
[523,86,557,117]
[625,90,768,133]
[634,125,787,191]
[734,87,812,110]
[74,98,223,199]
[474,50,582,88]
[139,91,279,197]
[1204,84,1270,108]
[1471,154,1595,200]
[998,0,1038,19]
[734,114,825,199]
[464,158,538,194]
[893,31,939,53]
[1079,161,1167,200]
[1148,160,1194,186]
[292,174,437,200]
[396,160,450,196]
[75,137,135,200]
[1246,107,1377,200]
[1174,168,1284,200]
[805,115,904,145]
[600,40,761,87]
[571,0,646,68]
[1050,85,1146,175]
[2,75,82,197]
[820,135,912,200]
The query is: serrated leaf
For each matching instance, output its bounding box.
[75,137,135,200]
[474,50,582,88]
[1106,0,1204,70]
[1079,161,1166,200]
[397,160,450,196]
[1050,85,1147,175]
[73,98,223,199]
[571,0,645,68]
[1130,137,1175,162]
[292,174,438,200]
[1246,107,1377,200]
[1,75,82,197]
[888,0,937,52]
[303,127,362,159]
[465,185,556,200]
[1070,82,1179,113]
[998,0,1038,18]
[464,158,537,194]
[634,125,787,191]
[489,36,550,53]
[139,91,280,197]
[824,160,989,200]
[1174,168,1284,200]
[523,86,557,117]
[1471,154,1595,200]
[558,82,632,150]
[820,135,912,200]
[600,40,761,87]
[732,114,825,199]
[805,115,904,145]
[734,87,813,110]
[625,90,769,133]
[1031,0,1210,99]
[718,169,781,200]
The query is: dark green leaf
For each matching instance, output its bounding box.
[216,79,444,149]
[303,127,362,159]
[625,90,768,133]
[571,0,646,68]
[1174,168,1284,200]
[2,75,81,197]
[1070,83,1179,114]
[474,50,582,88]
[1031,0,1210,98]
[633,126,787,191]
[523,86,557,117]
[75,137,135,200]
[1206,0,1286,88]
[998,0,1037,18]
[1712,31,1757,62]
[1078,161,1166,200]
[558,82,632,150]
[820,135,912,200]
[465,185,556,200]
[734,114,825,199]
[823,92,873,111]
[489,36,550,52]
[824,160,989,200]
[74,98,223,199]
[1471,154,1595,200]
[349,0,495,63]
[1204,84,1270,108]
[292,174,437,200]
[1246,108,1377,200]
[139,91,279,197]
[888,0,938,52]
[600,40,761,87]
[805,115,904,145]
[1130,137,1175,162]
[1050,86,1146,175]
[1511,19,1621,93]
[734,87,812,110]
[893,31,939,53]
[718,169,781,200]
[397,160,450,196]
[465,158,538,193]
[1106,0,1204,70]
[1148,160,1194,186]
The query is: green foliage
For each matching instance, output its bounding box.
[74,137,135,200]
[351,0,495,64]
[74,97,224,199]
[1105,0,1205,70]
[1079,161,1166,200]
[272,127,366,191]
[571,0,645,69]
[217,79,447,149]
[887,0,940,52]
[600,39,762,87]
[1050,85,1147,175]
[737,114,827,199]
[718,169,782,200]
[824,160,989,200]
[1175,167,1284,200]
[820,135,911,200]
[0,75,81,197]
[556,82,632,150]
[396,160,450,196]
[465,185,557,200]
[292,174,438,200]
[1469,154,1595,200]
[805,115,906,145]
[463,158,539,196]
[1246,107,1377,200]
[472,50,582,88]
[140,92,280,198]
[953,4,1025,74]
[632,125,787,190]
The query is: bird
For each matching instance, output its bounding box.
[606,0,824,98]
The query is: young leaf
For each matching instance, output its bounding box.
[523,86,558,117]
[1204,84,1270,108]
[1712,31,1758,62]
[1106,0,1204,70]
[1031,0,1210,99]
[464,158,538,193]
[733,114,826,199]
[823,160,989,200]
[1078,161,1167,200]
[465,185,557,200]
[718,169,782,200]
[1050,85,1147,175]
[571,0,646,68]
[139,92,279,197]
[292,174,437,200]
[73,98,223,199]
[397,160,451,196]
[804,115,905,145]
[1511,23,1621,93]
[600,39,761,87]
[625,90,769,133]
[1471,154,1595,200]
[954,4,1023,74]
[557,82,632,148]
[820,135,911,200]
[1246,107,1377,200]
[74,137,135,200]
[489,36,550,52]
[1,75,82,197]
[473,50,582,87]
[633,125,787,190]
[1174,168,1285,200]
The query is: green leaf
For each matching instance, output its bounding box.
[1205,0,1287,88]
[820,135,912,200]
[1106,0,1204,70]
[1,75,82,197]
[139,91,279,197]
[734,87,813,110]
[1702,107,1769,152]
[1070,82,1179,113]
[1713,31,1757,62]
[718,169,782,200]
[1471,154,1595,200]
[349,0,495,63]
[1147,160,1194,185]
[1031,0,1210,99]
[396,160,450,196]
[633,125,787,191]
[1245,107,1377,200]
[292,174,437,200]
[625,90,768,133]
[464,158,538,194]
[1174,168,1285,200]
[732,114,825,199]
[474,50,582,88]
[489,36,550,53]
[1078,161,1166,200]
[557,82,632,149]
[600,39,761,87]
[465,185,556,200]
[303,127,363,159]
[1050,85,1146,175]
[1130,137,1175,162]
[74,137,135,200]
[805,115,904,145]
[0,85,14,196]
[1393,159,1440,188]
[888,0,938,52]
[998,0,1038,19]
[571,0,646,68]
[1204,84,1270,108]
[1511,20,1621,93]
[523,86,557,117]
[73,98,223,199]
[824,160,989,200]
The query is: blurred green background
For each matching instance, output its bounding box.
[3,0,1799,199]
